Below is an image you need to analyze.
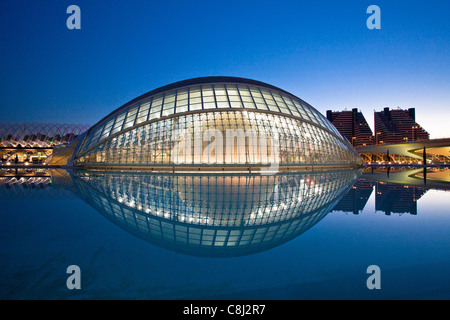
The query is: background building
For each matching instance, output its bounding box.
[0,123,89,164]
[374,107,429,145]
[326,108,374,147]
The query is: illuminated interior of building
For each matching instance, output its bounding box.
[72,77,362,169]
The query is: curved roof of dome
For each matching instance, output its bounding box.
[77,76,345,157]
[119,76,297,109]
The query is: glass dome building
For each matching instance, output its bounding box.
[71,77,362,170]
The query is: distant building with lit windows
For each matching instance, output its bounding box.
[326,108,374,147]
[374,107,429,145]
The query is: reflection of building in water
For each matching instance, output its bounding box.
[73,169,360,256]
[362,166,450,190]
[332,179,374,214]
[375,182,428,215]
[0,168,76,199]
[0,175,52,198]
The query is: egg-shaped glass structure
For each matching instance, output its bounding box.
[74,77,362,169]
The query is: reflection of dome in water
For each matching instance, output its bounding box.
[73,169,361,257]
[176,175,277,225]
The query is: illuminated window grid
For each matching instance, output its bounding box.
[77,111,360,167]
[77,83,342,157]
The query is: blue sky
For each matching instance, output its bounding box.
[1,0,449,138]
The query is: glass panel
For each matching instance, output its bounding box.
[189,97,201,105]
[217,101,230,108]
[213,84,227,97]
[226,85,240,98]
[190,103,202,111]
[176,92,188,113]
[202,95,215,103]
[162,93,176,117]
[249,87,268,110]
[215,85,230,109]
[176,104,188,113]
[177,88,188,101]
[203,101,216,109]
[283,96,300,117]
[242,100,256,109]
[302,102,319,124]
[135,100,151,125]
[149,96,163,120]
[312,110,327,129]
[271,92,290,114]
[86,124,104,148]
[226,85,242,108]
[229,101,242,108]
[110,113,126,135]
[189,86,202,111]
[240,89,256,109]
[100,118,115,140]
[189,86,201,98]
[237,85,251,96]
[164,92,176,103]
[292,100,309,120]
[123,106,139,129]
[202,85,214,97]
[162,106,175,117]
[261,89,280,112]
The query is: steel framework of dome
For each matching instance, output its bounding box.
[66,77,362,169]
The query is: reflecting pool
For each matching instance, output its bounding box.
[1,167,449,299]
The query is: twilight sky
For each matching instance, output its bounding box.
[1,0,449,138]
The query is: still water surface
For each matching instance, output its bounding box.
[1,167,449,299]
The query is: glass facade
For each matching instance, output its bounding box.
[74,169,360,256]
[74,78,362,168]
